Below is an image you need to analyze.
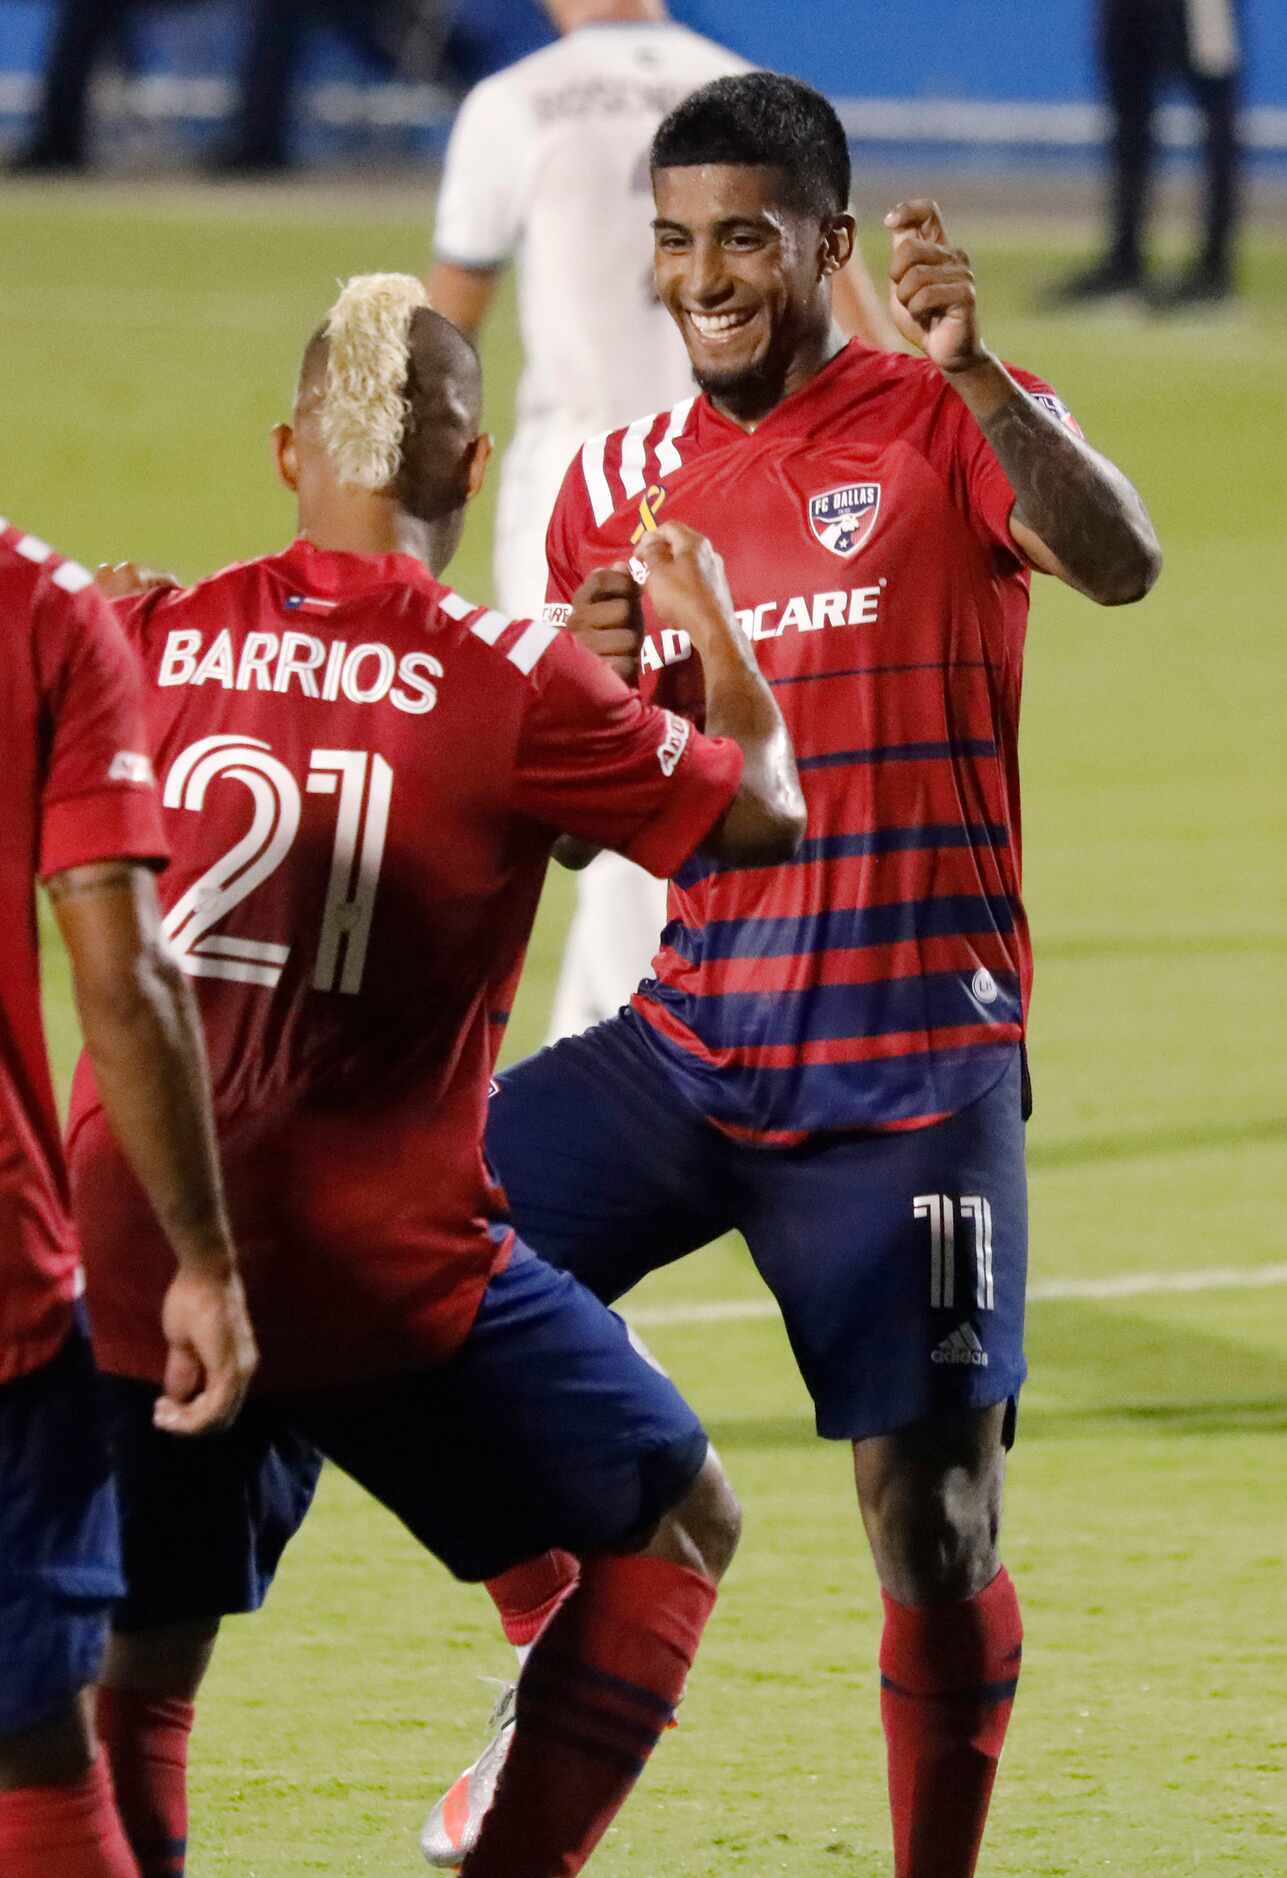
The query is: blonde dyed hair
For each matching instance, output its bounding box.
[318,273,429,491]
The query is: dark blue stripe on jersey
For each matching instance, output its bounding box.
[631,1012,1018,1133]
[645,971,1021,1050]
[769,659,987,688]
[797,739,997,773]
[676,821,1010,888]
[666,893,1016,965]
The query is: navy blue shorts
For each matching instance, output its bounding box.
[0,1315,123,1736]
[102,1246,707,1630]
[486,1014,1029,1441]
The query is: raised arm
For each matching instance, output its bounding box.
[633,525,805,863]
[424,261,502,345]
[885,199,1162,605]
[50,861,256,1434]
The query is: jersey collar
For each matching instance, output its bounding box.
[695,338,869,443]
[276,536,440,598]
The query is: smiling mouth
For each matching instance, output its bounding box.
[686,308,756,343]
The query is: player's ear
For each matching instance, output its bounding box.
[464,433,493,505]
[820,213,856,278]
[272,421,300,494]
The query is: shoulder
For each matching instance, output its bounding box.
[461,37,567,113]
[559,392,703,535]
[0,522,123,692]
[0,518,98,617]
[112,549,273,643]
[431,584,566,692]
[670,27,753,77]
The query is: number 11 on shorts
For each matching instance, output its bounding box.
[914,1194,995,1312]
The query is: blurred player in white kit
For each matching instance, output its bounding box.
[427,0,897,1040]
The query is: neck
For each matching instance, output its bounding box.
[708,320,849,432]
[298,493,452,577]
[560,0,667,29]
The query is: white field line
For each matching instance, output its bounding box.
[625,1263,1287,1330]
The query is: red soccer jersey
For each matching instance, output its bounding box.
[67,538,741,1389]
[544,342,1075,1145]
[0,520,167,1385]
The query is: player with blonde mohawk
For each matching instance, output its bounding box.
[70,273,803,1877]
[319,271,428,491]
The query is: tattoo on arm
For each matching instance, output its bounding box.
[980,390,1161,604]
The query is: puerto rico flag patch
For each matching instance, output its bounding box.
[808,482,881,559]
[1032,391,1084,437]
[284,593,339,616]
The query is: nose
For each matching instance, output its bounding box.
[684,236,731,308]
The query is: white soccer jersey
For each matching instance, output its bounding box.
[434,21,746,438]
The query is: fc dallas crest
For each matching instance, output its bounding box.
[808,482,881,559]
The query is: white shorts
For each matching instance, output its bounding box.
[494,422,671,1045]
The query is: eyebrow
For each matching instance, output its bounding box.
[651,214,777,235]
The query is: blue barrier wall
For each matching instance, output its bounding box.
[2,1,1283,153]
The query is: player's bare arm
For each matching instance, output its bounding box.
[549,564,648,870]
[49,860,256,1434]
[424,261,502,343]
[635,523,805,862]
[885,198,1162,605]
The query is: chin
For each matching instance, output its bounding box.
[691,349,787,410]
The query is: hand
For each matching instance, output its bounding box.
[884,199,987,376]
[153,1258,258,1437]
[565,564,645,684]
[631,522,736,644]
[94,561,180,600]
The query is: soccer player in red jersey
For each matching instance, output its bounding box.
[0,521,255,1878]
[429,73,1162,1876]
[67,274,803,1877]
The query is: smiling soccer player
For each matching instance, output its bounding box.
[434,70,1162,1878]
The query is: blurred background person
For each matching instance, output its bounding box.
[1046,0,1244,308]
[7,0,408,174]
[426,0,900,1046]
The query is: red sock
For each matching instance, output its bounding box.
[880,1566,1023,1878]
[0,1752,140,1876]
[96,1688,194,1878]
[462,1553,717,1877]
[485,1550,581,1648]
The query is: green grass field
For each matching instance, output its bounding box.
[3,177,1285,1875]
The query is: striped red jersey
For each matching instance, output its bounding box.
[67,539,740,1388]
[544,342,1076,1144]
[0,521,166,1384]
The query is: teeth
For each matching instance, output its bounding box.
[689,310,752,336]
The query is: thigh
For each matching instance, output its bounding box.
[738,1051,1029,1441]
[291,1246,709,1583]
[486,1011,733,1300]
[100,1376,322,1632]
[0,1323,120,1736]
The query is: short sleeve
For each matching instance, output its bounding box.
[511,629,742,879]
[433,78,526,271]
[35,570,168,879]
[952,365,1083,556]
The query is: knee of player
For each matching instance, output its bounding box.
[866,1464,1001,1604]
[659,1448,742,1584]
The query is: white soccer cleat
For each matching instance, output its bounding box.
[421,1679,517,1870]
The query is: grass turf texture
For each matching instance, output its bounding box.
[4,179,1285,1874]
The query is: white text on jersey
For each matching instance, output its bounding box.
[638,582,886,673]
[157,628,442,716]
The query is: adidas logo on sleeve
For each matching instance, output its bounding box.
[931,1323,989,1367]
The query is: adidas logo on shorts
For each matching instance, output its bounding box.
[931,1323,989,1367]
